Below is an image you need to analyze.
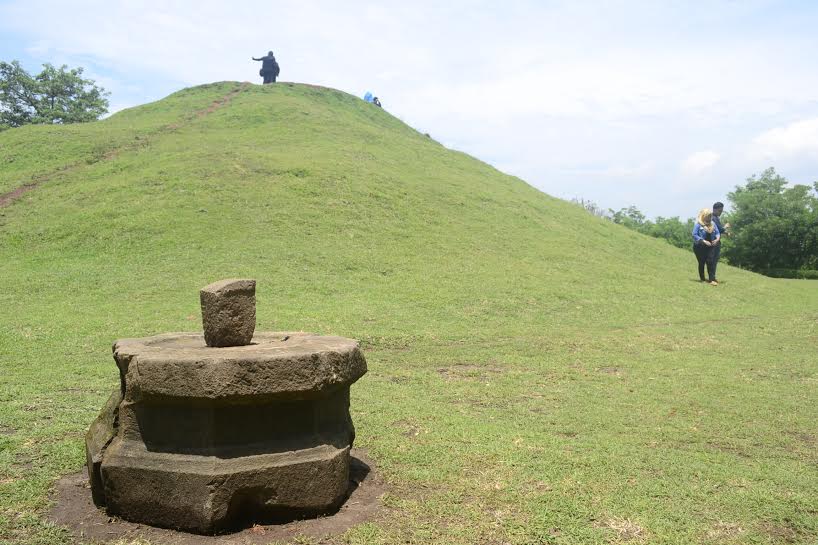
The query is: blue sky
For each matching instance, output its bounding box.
[2,0,818,218]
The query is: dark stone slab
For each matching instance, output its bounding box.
[101,440,350,533]
[200,279,256,347]
[51,450,384,545]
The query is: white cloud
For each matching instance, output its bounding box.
[562,162,655,179]
[752,118,818,160]
[682,151,720,174]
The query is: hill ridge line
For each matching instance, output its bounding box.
[0,82,250,209]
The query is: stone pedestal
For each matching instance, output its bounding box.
[86,332,367,534]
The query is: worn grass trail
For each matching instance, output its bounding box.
[0,82,816,544]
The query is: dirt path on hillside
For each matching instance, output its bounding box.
[198,82,249,117]
[0,82,251,210]
[0,181,41,208]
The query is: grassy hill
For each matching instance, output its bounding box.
[1,82,816,544]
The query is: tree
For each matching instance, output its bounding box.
[609,205,695,249]
[610,205,646,230]
[641,216,694,250]
[725,167,818,272]
[0,60,109,130]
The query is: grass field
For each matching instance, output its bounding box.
[1,82,816,544]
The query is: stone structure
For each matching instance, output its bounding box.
[85,280,367,534]
[200,279,256,347]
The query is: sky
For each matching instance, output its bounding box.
[2,0,818,218]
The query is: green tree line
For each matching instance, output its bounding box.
[577,168,818,278]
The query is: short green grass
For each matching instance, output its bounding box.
[1,82,816,544]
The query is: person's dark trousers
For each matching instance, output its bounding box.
[712,243,721,281]
[693,243,716,281]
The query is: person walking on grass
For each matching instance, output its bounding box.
[711,201,730,283]
[692,208,720,285]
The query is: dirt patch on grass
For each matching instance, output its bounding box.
[392,418,425,438]
[594,516,649,543]
[436,363,504,381]
[759,521,803,543]
[453,397,507,410]
[781,431,817,461]
[49,449,385,545]
[0,425,15,436]
[705,521,744,540]
[785,431,816,446]
[705,441,751,459]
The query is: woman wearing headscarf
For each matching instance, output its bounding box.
[692,208,720,285]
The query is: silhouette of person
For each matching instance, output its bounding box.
[373,97,382,108]
[252,51,280,84]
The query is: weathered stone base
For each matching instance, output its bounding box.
[100,438,351,534]
[86,331,366,534]
[51,451,384,545]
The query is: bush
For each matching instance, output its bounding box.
[760,268,818,279]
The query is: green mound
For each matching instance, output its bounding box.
[1,82,816,544]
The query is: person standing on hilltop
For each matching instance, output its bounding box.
[692,208,721,285]
[252,51,280,84]
[711,201,730,283]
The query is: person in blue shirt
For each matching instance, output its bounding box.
[692,208,720,285]
[711,201,730,283]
